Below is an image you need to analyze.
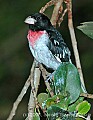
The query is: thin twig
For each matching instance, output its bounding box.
[39,0,58,13]
[51,0,63,27]
[66,0,85,89]
[39,64,54,97]
[80,93,93,99]
[28,61,41,120]
[30,60,36,90]
[28,60,36,120]
[58,8,67,26]
[34,63,41,95]
[7,75,31,120]
[28,90,35,120]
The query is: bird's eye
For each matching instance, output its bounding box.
[37,16,41,20]
[28,16,31,18]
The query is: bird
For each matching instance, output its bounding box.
[24,12,71,70]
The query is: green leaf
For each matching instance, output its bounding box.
[45,97,55,108]
[53,63,67,95]
[33,112,40,120]
[54,63,81,104]
[77,22,93,39]
[76,101,91,115]
[54,99,68,110]
[25,112,40,120]
[68,97,84,112]
[37,93,48,105]
[45,94,70,110]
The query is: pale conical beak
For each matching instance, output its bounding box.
[24,16,36,24]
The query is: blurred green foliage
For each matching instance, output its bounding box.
[0,0,93,120]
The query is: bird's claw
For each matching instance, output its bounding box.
[45,71,55,82]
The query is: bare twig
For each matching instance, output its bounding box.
[39,64,54,97]
[7,61,40,120]
[40,0,58,13]
[58,8,67,26]
[66,0,85,89]
[28,90,35,120]
[28,61,41,120]
[34,64,41,94]
[37,103,46,115]
[7,75,31,120]
[30,60,36,90]
[51,0,63,27]
[80,93,93,99]
[28,60,36,120]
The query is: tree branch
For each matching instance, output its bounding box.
[51,0,63,27]
[80,93,93,99]
[28,60,36,120]
[58,8,67,26]
[7,74,31,120]
[39,64,54,97]
[28,61,41,120]
[66,0,85,89]
[40,0,58,13]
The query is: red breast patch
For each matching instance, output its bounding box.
[27,30,45,47]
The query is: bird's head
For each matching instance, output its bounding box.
[24,13,52,31]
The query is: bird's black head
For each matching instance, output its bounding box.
[25,13,52,31]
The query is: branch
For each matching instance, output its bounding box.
[58,8,67,26]
[39,64,54,97]
[28,60,36,120]
[28,90,35,120]
[7,61,40,120]
[39,0,58,13]
[34,63,41,94]
[28,61,41,120]
[51,0,63,27]
[66,0,85,89]
[80,93,93,99]
[7,75,31,120]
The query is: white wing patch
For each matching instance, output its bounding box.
[54,55,61,62]
[54,40,59,45]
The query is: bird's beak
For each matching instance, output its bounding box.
[24,16,36,24]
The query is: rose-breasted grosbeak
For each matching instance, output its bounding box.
[25,13,71,70]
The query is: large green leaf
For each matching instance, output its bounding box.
[77,22,93,39]
[54,63,81,104]
[68,97,84,112]
[76,101,91,115]
[53,63,67,95]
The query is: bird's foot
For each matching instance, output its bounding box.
[45,71,55,83]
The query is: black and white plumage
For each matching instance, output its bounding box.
[25,13,71,70]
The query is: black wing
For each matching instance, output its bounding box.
[47,29,71,62]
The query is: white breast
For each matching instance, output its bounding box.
[29,33,61,70]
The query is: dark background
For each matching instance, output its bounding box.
[0,0,93,119]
